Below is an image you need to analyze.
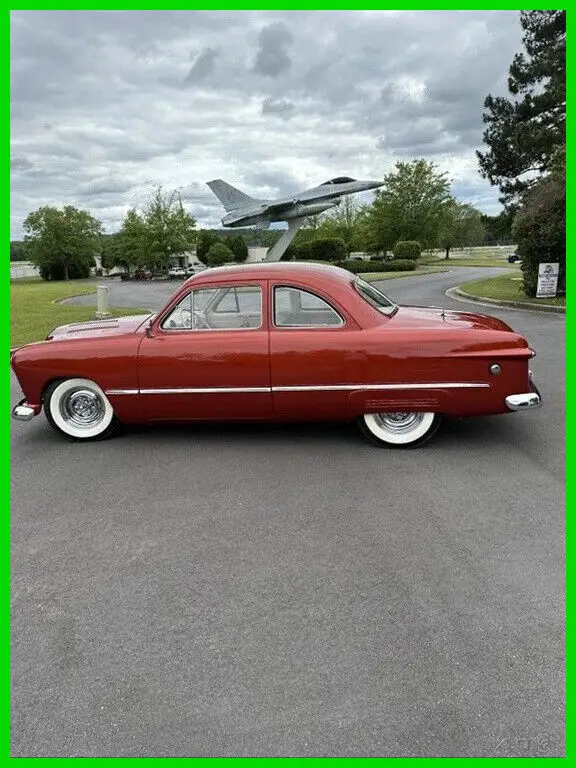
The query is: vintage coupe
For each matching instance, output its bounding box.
[11,263,541,448]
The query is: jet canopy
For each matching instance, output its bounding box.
[320,177,356,185]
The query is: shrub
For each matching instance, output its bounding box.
[335,259,385,273]
[39,262,92,280]
[386,259,416,271]
[335,259,416,274]
[512,168,565,297]
[206,242,234,267]
[394,240,421,260]
[309,237,347,262]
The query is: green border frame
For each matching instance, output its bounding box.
[8,3,568,763]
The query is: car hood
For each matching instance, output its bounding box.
[47,313,154,340]
[389,305,514,332]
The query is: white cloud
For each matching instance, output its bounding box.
[10,10,523,237]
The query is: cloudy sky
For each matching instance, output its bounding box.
[10,10,522,239]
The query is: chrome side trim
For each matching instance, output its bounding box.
[105,382,490,396]
[273,382,491,392]
[140,387,270,395]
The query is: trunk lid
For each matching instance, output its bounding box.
[390,305,514,332]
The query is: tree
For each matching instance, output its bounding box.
[437,202,485,259]
[196,230,222,262]
[477,11,566,205]
[366,160,452,252]
[10,241,28,261]
[140,187,197,271]
[228,234,248,263]
[115,209,148,275]
[316,197,365,254]
[206,242,234,267]
[480,211,514,245]
[512,146,565,297]
[23,205,102,280]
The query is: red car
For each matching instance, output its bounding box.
[11,263,541,448]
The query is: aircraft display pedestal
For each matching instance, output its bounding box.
[264,219,304,262]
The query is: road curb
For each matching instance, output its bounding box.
[446,286,566,314]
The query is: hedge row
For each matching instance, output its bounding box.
[334,259,417,274]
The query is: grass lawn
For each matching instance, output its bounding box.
[459,273,566,307]
[11,280,151,347]
[420,256,517,268]
[361,266,449,281]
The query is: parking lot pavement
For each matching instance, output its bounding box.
[11,270,565,757]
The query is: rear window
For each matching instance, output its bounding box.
[354,277,397,316]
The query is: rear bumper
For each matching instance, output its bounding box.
[12,399,41,422]
[505,377,542,412]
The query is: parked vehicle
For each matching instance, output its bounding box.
[507,253,521,263]
[11,263,541,447]
[186,264,206,276]
[134,268,153,280]
[168,267,187,279]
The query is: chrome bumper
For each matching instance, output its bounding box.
[505,379,542,412]
[12,399,38,422]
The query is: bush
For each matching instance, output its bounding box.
[206,242,234,267]
[39,262,92,280]
[513,169,565,297]
[309,237,347,262]
[394,240,421,260]
[335,259,416,274]
[386,259,417,271]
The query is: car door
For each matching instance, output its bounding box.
[269,282,362,419]
[138,282,273,421]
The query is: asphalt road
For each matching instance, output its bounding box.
[11,269,565,757]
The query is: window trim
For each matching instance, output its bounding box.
[272,285,346,330]
[159,283,264,332]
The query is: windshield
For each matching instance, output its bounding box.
[354,277,397,316]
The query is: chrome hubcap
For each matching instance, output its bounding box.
[60,389,105,428]
[374,412,424,434]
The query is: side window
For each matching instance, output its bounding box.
[273,286,344,328]
[162,286,262,330]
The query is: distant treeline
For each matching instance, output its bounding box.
[10,228,284,261]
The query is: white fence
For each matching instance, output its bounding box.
[10,261,40,279]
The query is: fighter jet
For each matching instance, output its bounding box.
[207,176,383,228]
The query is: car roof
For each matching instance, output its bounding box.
[185,261,355,287]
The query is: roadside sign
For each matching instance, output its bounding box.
[536,262,559,298]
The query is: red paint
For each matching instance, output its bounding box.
[11,263,535,425]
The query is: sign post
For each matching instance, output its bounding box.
[536,263,559,298]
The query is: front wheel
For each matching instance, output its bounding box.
[357,411,441,448]
[45,378,118,441]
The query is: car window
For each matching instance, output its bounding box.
[273,286,344,328]
[162,286,262,330]
[354,277,397,316]
[213,286,262,314]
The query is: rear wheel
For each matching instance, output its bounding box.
[358,411,441,448]
[45,378,118,441]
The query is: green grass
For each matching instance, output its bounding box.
[11,281,151,346]
[419,256,517,268]
[360,266,449,281]
[459,273,566,307]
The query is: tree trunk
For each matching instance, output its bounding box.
[64,263,69,280]
[444,246,450,259]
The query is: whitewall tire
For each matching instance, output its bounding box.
[44,378,118,441]
[358,411,441,448]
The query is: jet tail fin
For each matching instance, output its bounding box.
[206,179,256,212]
